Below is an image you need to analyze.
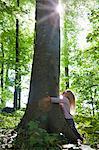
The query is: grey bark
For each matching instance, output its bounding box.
[28,0,60,102]
[18,0,78,144]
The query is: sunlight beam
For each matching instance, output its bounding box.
[56,3,63,15]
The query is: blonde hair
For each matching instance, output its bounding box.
[64,90,75,115]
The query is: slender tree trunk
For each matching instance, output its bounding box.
[63,17,69,90]
[18,74,21,109]
[14,0,21,109]
[91,96,95,116]
[14,18,19,109]
[94,88,98,113]
[5,64,9,89]
[65,66,69,88]
[1,42,5,106]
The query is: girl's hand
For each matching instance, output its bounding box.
[47,96,51,101]
[38,96,51,111]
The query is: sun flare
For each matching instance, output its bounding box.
[56,3,64,15]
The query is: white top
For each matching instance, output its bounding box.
[51,96,73,119]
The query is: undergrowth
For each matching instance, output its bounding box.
[0,110,25,129]
[14,120,66,150]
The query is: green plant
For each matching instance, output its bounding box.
[0,110,25,129]
[14,120,63,150]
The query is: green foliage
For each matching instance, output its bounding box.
[0,89,13,108]
[15,121,61,150]
[60,0,79,91]
[74,114,99,148]
[0,110,24,128]
[0,0,98,149]
[0,0,35,105]
[60,0,98,148]
[87,8,99,43]
[68,6,99,148]
[28,121,59,148]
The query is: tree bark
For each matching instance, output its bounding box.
[1,42,5,106]
[14,0,21,109]
[20,0,60,127]
[65,66,69,88]
[17,0,79,145]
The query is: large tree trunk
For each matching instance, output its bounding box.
[20,0,60,127]
[17,0,78,147]
[29,0,60,100]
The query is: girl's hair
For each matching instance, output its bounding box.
[63,90,75,115]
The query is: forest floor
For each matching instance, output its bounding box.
[0,110,98,150]
[0,128,98,150]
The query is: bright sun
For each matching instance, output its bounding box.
[56,3,63,15]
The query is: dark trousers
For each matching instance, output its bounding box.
[65,118,83,141]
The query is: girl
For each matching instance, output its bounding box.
[51,90,83,143]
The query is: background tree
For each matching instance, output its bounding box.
[0,42,4,106]
[14,0,20,109]
[0,0,34,108]
[60,0,98,146]
[60,0,78,91]
[0,2,16,107]
[69,6,99,146]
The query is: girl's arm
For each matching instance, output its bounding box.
[51,97,60,103]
